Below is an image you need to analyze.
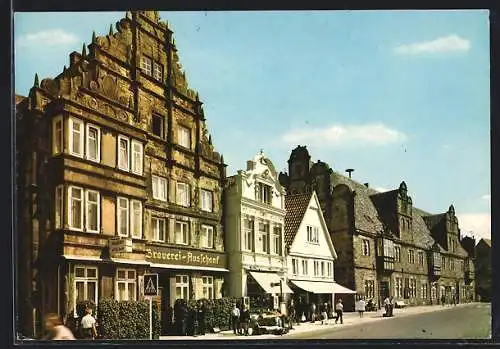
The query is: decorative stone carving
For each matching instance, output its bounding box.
[90,80,99,91]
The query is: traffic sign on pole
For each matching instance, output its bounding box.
[144,273,158,296]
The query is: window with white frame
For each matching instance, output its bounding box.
[200,189,213,212]
[175,221,189,245]
[153,61,163,81]
[408,249,415,264]
[395,277,403,298]
[394,245,401,262]
[418,251,424,265]
[301,260,308,275]
[69,118,84,157]
[131,140,143,175]
[306,226,319,244]
[409,278,417,298]
[117,197,129,237]
[175,275,189,300]
[152,217,166,242]
[55,185,63,229]
[364,280,375,299]
[256,182,272,204]
[421,282,428,300]
[259,221,270,253]
[69,186,84,230]
[272,225,282,255]
[86,124,100,162]
[292,258,299,275]
[176,182,190,207]
[243,217,254,251]
[52,116,63,155]
[450,258,455,271]
[202,276,214,299]
[152,175,168,201]
[118,135,130,171]
[74,266,98,312]
[313,261,320,276]
[362,239,370,256]
[130,200,142,239]
[85,189,100,233]
[327,262,332,277]
[178,125,191,149]
[141,56,152,75]
[116,269,136,301]
[201,225,214,248]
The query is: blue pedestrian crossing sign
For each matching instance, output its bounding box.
[143,273,159,296]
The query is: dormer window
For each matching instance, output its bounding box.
[256,182,272,204]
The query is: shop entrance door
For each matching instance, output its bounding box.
[379,281,389,305]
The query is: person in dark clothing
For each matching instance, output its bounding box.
[288,300,296,329]
[335,299,344,324]
[174,301,189,336]
[197,301,206,335]
[239,305,251,336]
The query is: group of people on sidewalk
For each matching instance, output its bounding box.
[230,303,252,336]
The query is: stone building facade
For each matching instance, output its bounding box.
[279,145,475,311]
[15,11,227,337]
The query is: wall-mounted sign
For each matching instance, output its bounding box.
[109,237,133,253]
[145,245,227,269]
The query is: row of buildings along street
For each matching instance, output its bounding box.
[14,10,491,338]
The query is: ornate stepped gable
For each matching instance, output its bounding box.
[27,10,224,168]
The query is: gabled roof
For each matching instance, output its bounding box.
[330,171,385,234]
[284,192,313,247]
[411,208,439,249]
[481,238,492,247]
[15,94,26,105]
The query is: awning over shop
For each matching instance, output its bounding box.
[291,280,357,294]
[248,271,294,294]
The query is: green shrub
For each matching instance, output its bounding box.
[97,298,160,340]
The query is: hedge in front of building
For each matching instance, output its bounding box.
[97,298,161,340]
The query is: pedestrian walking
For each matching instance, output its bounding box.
[288,299,296,329]
[320,302,328,325]
[230,303,240,335]
[334,299,343,324]
[384,296,391,316]
[42,313,75,340]
[79,307,97,340]
[197,300,206,335]
[355,298,366,318]
[310,302,316,323]
[239,305,250,336]
[441,294,446,307]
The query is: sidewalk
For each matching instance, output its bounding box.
[159,302,476,340]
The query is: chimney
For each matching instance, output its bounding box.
[345,168,354,179]
[364,183,369,188]
[247,160,255,171]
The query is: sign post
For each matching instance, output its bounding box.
[143,273,159,340]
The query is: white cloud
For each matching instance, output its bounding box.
[373,186,390,193]
[481,194,491,201]
[394,34,470,55]
[16,29,79,47]
[457,212,491,241]
[281,123,407,148]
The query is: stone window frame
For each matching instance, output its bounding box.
[68,185,84,231]
[130,200,143,239]
[200,224,214,249]
[68,117,84,158]
[117,196,130,237]
[151,216,166,242]
[242,216,254,252]
[174,220,189,245]
[85,189,100,234]
[85,123,101,163]
[301,259,308,276]
[55,185,64,229]
[177,124,191,149]
[52,115,63,155]
[152,175,168,202]
[200,189,213,212]
[291,258,299,275]
[176,182,191,207]
[361,239,370,256]
[117,135,130,172]
[131,140,143,175]
[140,55,153,76]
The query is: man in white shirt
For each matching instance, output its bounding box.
[230,304,240,335]
[80,307,97,339]
[334,299,344,324]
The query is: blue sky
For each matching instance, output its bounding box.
[14,10,491,241]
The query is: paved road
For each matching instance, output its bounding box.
[288,303,491,339]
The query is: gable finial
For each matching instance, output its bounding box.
[109,24,114,36]
[34,73,39,87]
[126,11,132,20]
[208,135,212,145]
[92,30,97,44]
[82,42,87,56]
